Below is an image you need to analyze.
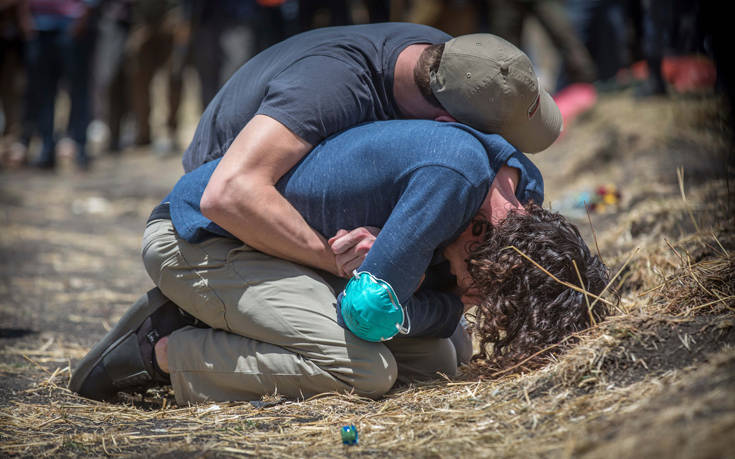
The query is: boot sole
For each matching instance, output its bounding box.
[69,287,170,394]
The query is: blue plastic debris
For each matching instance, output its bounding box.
[341,425,358,445]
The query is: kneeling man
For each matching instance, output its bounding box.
[71,120,608,403]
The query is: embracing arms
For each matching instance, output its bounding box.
[200,115,341,275]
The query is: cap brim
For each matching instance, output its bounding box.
[501,89,563,153]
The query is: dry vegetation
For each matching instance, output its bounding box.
[1,90,733,458]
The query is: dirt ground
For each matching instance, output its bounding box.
[1,89,733,458]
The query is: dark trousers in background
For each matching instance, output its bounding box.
[0,38,25,138]
[488,0,597,88]
[191,20,254,108]
[402,0,480,37]
[25,27,94,167]
[563,0,626,87]
[127,14,183,146]
[641,0,672,92]
[298,0,351,30]
[92,15,130,152]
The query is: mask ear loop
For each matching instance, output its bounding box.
[396,310,411,335]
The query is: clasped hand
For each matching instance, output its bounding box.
[327,226,381,278]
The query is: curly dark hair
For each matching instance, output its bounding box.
[465,203,610,369]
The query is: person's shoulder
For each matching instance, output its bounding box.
[442,123,525,168]
[446,124,518,153]
[386,121,494,180]
[428,122,501,161]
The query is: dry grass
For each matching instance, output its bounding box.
[1,92,734,458]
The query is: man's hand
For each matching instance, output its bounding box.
[460,291,482,312]
[451,284,481,312]
[328,226,380,277]
[200,115,344,274]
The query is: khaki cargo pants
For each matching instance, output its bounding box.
[142,217,458,404]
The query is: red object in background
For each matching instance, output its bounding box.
[553,82,598,127]
[629,60,650,81]
[663,56,717,92]
[624,56,717,92]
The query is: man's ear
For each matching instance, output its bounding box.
[434,114,457,123]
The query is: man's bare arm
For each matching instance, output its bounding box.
[200,115,339,274]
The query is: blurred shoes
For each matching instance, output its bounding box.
[153,135,181,158]
[76,154,92,171]
[6,142,28,167]
[32,155,56,170]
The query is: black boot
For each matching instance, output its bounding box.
[70,287,207,401]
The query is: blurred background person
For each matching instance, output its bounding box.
[127,0,186,155]
[634,0,709,98]
[391,0,480,37]
[485,0,598,125]
[184,0,258,109]
[24,0,97,170]
[90,0,132,153]
[0,0,31,167]
[700,0,733,121]
[635,0,671,97]
[252,0,299,52]
[562,0,627,92]
[298,0,351,30]
[485,0,597,88]
[4,0,726,171]
[363,0,390,23]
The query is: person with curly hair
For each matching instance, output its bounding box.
[71,119,607,404]
[448,203,609,369]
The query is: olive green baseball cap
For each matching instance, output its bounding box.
[430,34,562,153]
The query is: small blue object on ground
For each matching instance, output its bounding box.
[341,425,358,445]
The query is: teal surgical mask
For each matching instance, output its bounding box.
[340,271,410,342]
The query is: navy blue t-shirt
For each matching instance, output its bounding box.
[165,120,544,338]
[182,23,451,172]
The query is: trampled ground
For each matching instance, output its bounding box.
[1,91,733,457]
